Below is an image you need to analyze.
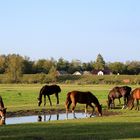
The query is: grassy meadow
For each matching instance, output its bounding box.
[0,84,140,140]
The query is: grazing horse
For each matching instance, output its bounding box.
[38,85,61,107]
[0,96,7,120]
[127,88,140,110]
[65,91,102,119]
[107,86,131,109]
[0,117,6,125]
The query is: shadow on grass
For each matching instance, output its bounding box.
[0,122,140,140]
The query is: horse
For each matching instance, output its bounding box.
[65,91,102,119]
[0,118,6,125]
[38,84,61,107]
[107,86,131,109]
[127,88,140,110]
[0,96,7,120]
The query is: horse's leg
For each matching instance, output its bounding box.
[121,97,126,109]
[85,104,88,117]
[65,101,71,119]
[138,100,139,111]
[55,93,59,105]
[71,101,77,119]
[135,100,139,111]
[108,99,112,109]
[44,95,46,106]
[119,98,121,104]
[130,100,134,110]
[88,104,95,117]
[47,95,52,106]
[111,98,115,109]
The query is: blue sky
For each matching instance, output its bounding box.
[0,0,140,62]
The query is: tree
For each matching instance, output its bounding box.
[48,66,58,82]
[0,55,6,74]
[82,62,93,71]
[126,61,140,74]
[22,56,34,74]
[57,57,69,71]
[108,62,126,74]
[5,54,24,82]
[34,58,56,74]
[67,59,82,74]
[93,54,105,70]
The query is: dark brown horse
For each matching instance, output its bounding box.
[38,85,61,107]
[65,91,102,119]
[127,88,140,110]
[107,86,131,109]
[0,96,7,120]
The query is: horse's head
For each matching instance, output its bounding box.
[56,85,61,93]
[0,108,7,120]
[37,97,42,106]
[96,104,102,116]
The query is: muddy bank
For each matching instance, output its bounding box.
[6,109,121,118]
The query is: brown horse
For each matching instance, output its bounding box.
[38,85,61,107]
[65,91,102,119]
[107,86,131,109]
[0,96,7,120]
[127,88,140,110]
[0,118,6,125]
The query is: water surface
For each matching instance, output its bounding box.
[5,112,95,125]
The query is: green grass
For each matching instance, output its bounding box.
[0,84,140,140]
[0,111,140,140]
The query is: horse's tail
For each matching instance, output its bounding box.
[65,92,71,110]
[0,96,4,108]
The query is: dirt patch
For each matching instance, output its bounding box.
[6,109,121,118]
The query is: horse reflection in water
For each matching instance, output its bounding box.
[37,112,59,122]
[65,91,102,119]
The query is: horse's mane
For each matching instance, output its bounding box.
[89,92,100,106]
[38,86,46,100]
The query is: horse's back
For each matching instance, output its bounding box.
[109,86,131,98]
[108,89,121,98]
[41,84,61,95]
[68,91,96,104]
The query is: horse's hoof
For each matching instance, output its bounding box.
[121,106,125,109]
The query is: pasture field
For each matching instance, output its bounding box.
[0,84,140,140]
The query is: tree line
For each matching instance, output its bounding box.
[0,53,140,82]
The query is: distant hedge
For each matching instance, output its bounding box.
[0,74,140,85]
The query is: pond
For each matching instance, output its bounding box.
[2,112,96,125]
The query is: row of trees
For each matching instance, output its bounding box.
[0,54,140,82]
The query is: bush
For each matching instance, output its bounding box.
[0,74,140,85]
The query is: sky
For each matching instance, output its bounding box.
[0,0,140,62]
